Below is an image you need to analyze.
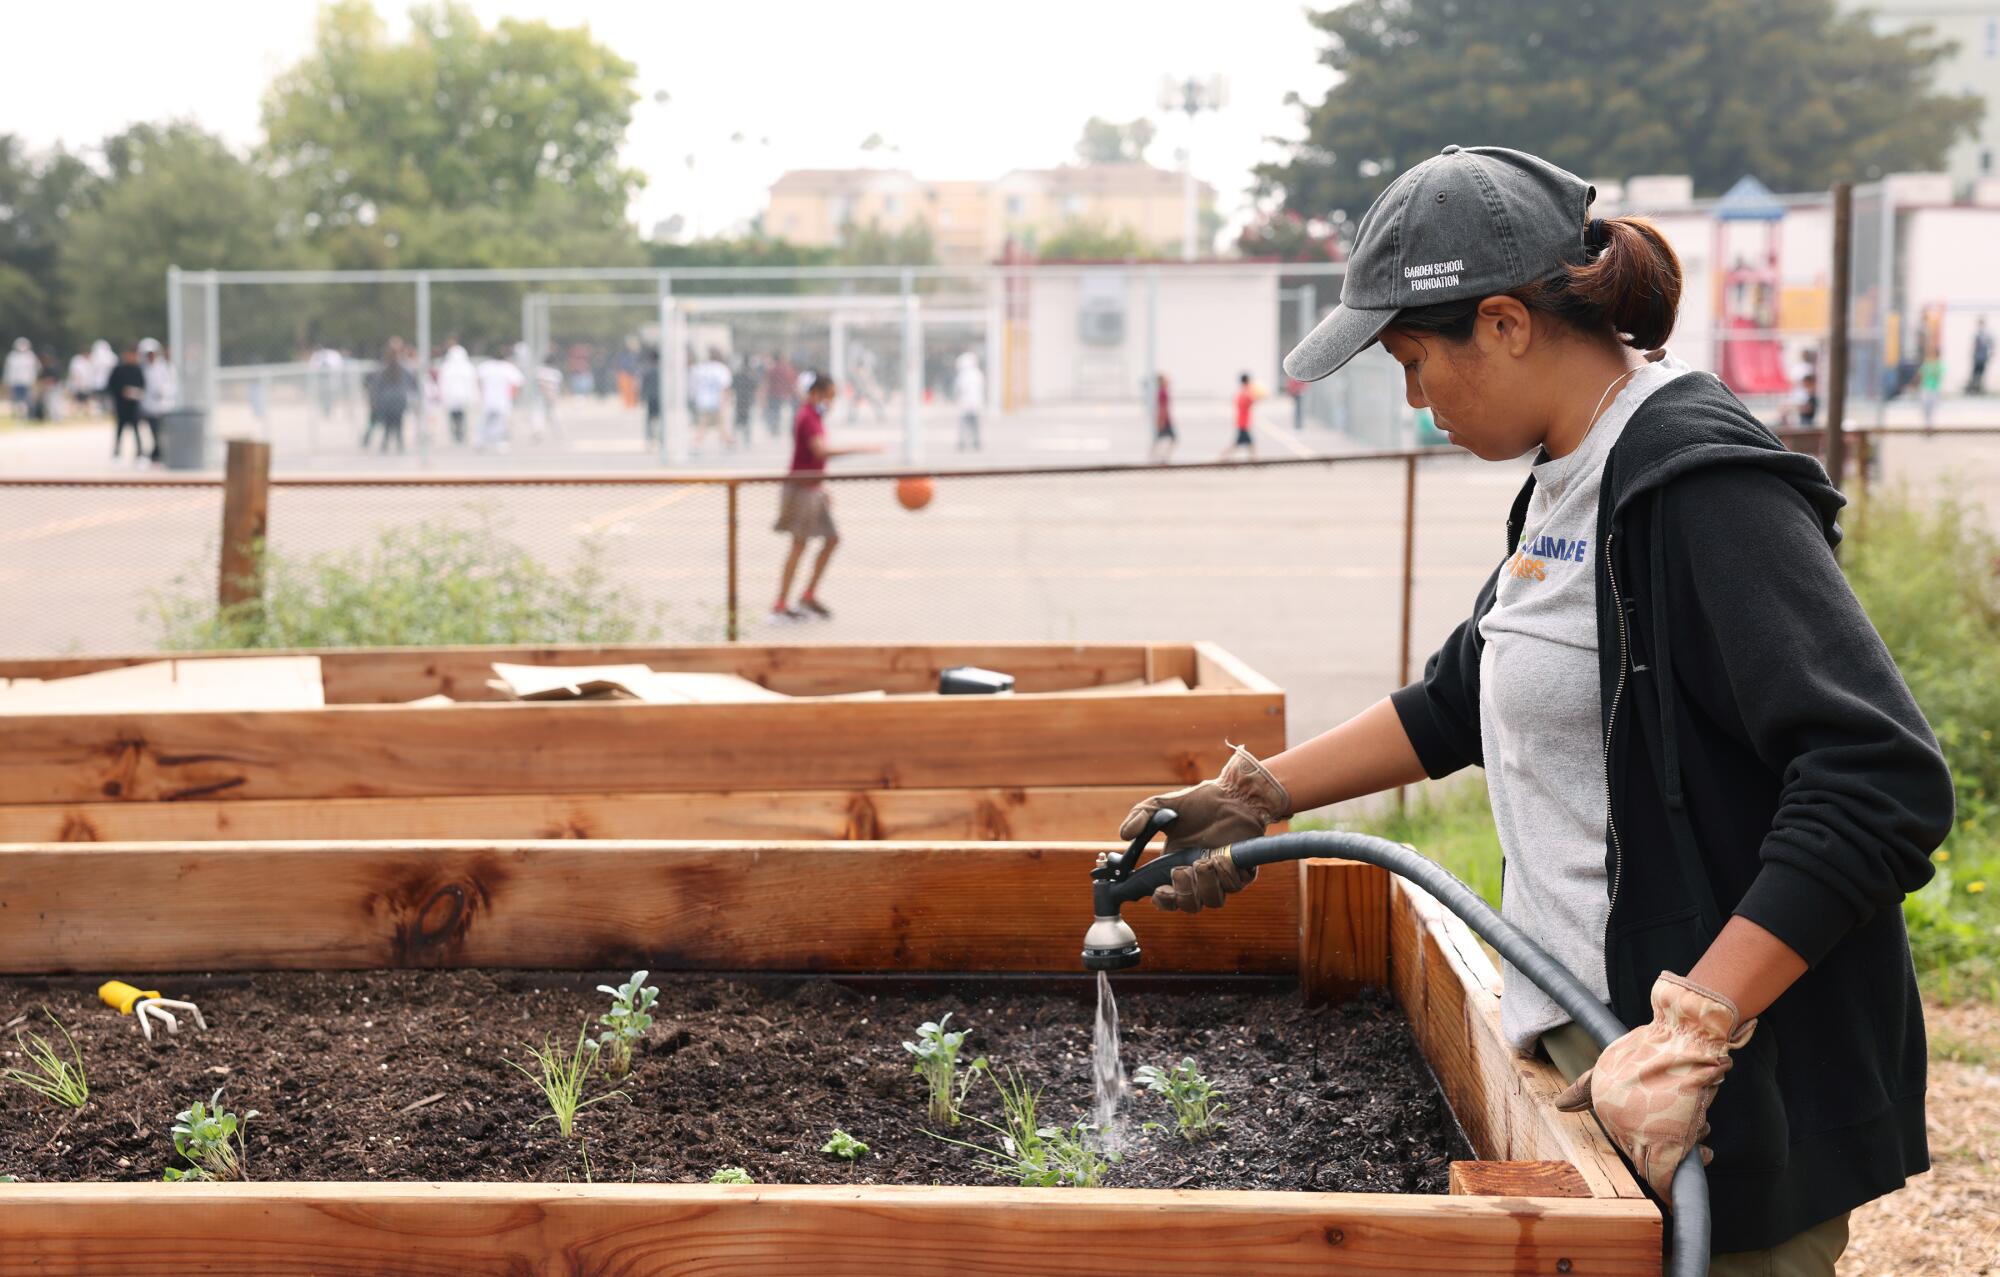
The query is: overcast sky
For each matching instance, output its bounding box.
[0,0,1335,241]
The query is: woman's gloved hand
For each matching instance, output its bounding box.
[1554,971,1755,1203]
[1118,744,1291,913]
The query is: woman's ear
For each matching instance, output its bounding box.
[1475,295,1535,359]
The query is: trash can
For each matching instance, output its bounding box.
[156,408,208,471]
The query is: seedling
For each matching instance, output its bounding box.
[162,1089,258,1182]
[593,970,659,1079]
[710,1166,753,1184]
[1134,1057,1226,1140]
[1,1010,88,1109]
[821,1129,869,1161]
[903,1014,985,1126]
[506,1024,627,1139]
[928,1064,1116,1187]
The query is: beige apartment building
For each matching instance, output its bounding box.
[764,163,1216,264]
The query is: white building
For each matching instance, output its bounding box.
[1847,0,2000,189]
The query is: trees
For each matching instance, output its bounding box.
[262,0,640,252]
[1075,118,1157,166]
[1035,219,1167,261]
[58,127,310,347]
[0,138,101,349]
[1261,0,1983,218]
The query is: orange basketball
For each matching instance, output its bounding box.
[896,475,935,511]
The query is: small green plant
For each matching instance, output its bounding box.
[1,1010,88,1109]
[821,1129,869,1161]
[710,1166,753,1184]
[506,1025,627,1139]
[163,1089,259,1182]
[903,1014,984,1126]
[1134,1057,1226,1140]
[928,1064,1116,1187]
[593,970,659,1079]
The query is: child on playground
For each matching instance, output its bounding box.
[772,373,882,622]
[1222,371,1261,460]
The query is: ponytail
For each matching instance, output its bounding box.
[1547,216,1682,350]
[1388,214,1684,352]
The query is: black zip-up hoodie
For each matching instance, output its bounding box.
[1390,372,1954,1251]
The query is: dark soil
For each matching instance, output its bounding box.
[0,971,1466,1190]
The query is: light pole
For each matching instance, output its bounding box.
[1159,75,1228,260]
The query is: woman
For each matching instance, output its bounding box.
[1123,146,1951,1273]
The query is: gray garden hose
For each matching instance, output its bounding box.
[1229,830,1707,1277]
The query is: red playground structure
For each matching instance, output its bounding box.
[1714,176,1791,397]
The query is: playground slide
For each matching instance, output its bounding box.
[1720,318,1791,396]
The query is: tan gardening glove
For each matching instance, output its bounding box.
[1118,744,1291,914]
[1554,971,1755,1204]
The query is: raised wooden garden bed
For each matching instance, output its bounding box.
[0,641,1283,843]
[0,839,1659,1274]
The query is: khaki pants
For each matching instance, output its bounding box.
[1540,1023,1850,1277]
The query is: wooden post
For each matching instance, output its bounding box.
[1397,453,1418,814]
[725,481,740,642]
[1825,181,1853,497]
[1298,858,1389,1005]
[218,439,271,609]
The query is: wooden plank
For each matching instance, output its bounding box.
[1193,639,1282,695]
[0,785,1157,843]
[0,657,322,715]
[1297,859,1388,1006]
[1388,880,1646,1202]
[0,841,1300,976]
[0,1182,1663,1276]
[0,643,1187,703]
[0,692,1284,806]
[1448,1161,1592,1198]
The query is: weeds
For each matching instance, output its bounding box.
[1,1011,88,1109]
[903,1014,984,1126]
[506,1025,627,1139]
[1134,1058,1225,1140]
[820,1129,869,1161]
[153,514,666,650]
[163,1089,258,1182]
[710,1167,753,1184]
[593,971,659,1080]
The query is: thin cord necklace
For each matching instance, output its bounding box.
[1570,362,1643,456]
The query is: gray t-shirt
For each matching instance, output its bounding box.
[1479,350,1690,1050]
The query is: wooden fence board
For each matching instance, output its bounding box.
[1388,880,1645,1201]
[0,841,1299,976]
[0,643,1179,703]
[1298,859,1388,1005]
[0,693,1283,806]
[1448,1161,1592,1198]
[0,785,1157,843]
[0,1182,1662,1277]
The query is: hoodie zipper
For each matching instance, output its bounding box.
[1602,529,1626,952]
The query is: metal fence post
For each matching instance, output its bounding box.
[202,271,221,415]
[725,481,741,642]
[219,439,271,610]
[901,269,921,466]
[167,266,184,394]
[1825,181,1853,504]
[415,271,432,465]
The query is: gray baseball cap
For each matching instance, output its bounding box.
[1283,145,1595,381]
